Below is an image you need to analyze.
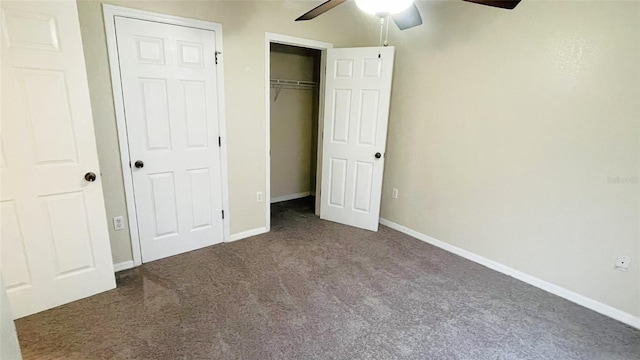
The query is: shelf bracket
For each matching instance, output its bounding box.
[273,85,283,102]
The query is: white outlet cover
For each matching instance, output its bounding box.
[113,216,125,231]
[256,192,263,202]
[392,188,399,199]
[615,256,631,271]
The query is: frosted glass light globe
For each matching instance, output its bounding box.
[355,0,414,15]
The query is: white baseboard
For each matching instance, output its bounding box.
[113,260,135,273]
[379,218,640,330]
[271,192,310,203]
[229,227,268,242]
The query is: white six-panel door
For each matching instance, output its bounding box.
[115,17,224,262]
[320,47,395,231]
[0,0,116,318]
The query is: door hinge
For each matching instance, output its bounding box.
[215,51,222,65]
[218,136,222,147]
[222,210,225,219]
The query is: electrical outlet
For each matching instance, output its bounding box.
[256,191,263,202]
[113,216,124,231]
[615,256,631,271]
[392,188,399,199]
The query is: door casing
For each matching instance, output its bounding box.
[103,5,230,267]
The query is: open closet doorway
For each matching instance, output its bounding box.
[265,34,332,230]
[270,44,320,219]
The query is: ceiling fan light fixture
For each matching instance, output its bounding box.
[355,0,414,16]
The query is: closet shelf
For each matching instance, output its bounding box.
[270,79,317,101]
[270,79,317,89]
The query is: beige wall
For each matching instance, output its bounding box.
[380,1,640,317]
[270,45,320,200]
[76,0,377,264]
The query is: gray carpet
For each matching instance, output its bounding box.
[15,197,640,359]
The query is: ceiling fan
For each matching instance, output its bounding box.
[296,0,522,30]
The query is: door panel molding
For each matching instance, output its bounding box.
[103,5,230,266]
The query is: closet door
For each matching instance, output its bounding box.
[114,17,224,262]
[320,46,395,231]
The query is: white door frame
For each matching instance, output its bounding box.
[265,33,333,231]
[104,5,231,267]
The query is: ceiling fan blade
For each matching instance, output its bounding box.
[462,0,522,10]
[391,3,423,30]
[295,0,348,21]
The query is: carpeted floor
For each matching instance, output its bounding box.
[15,197,640,359]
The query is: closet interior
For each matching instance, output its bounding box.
[269,43,322,210]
